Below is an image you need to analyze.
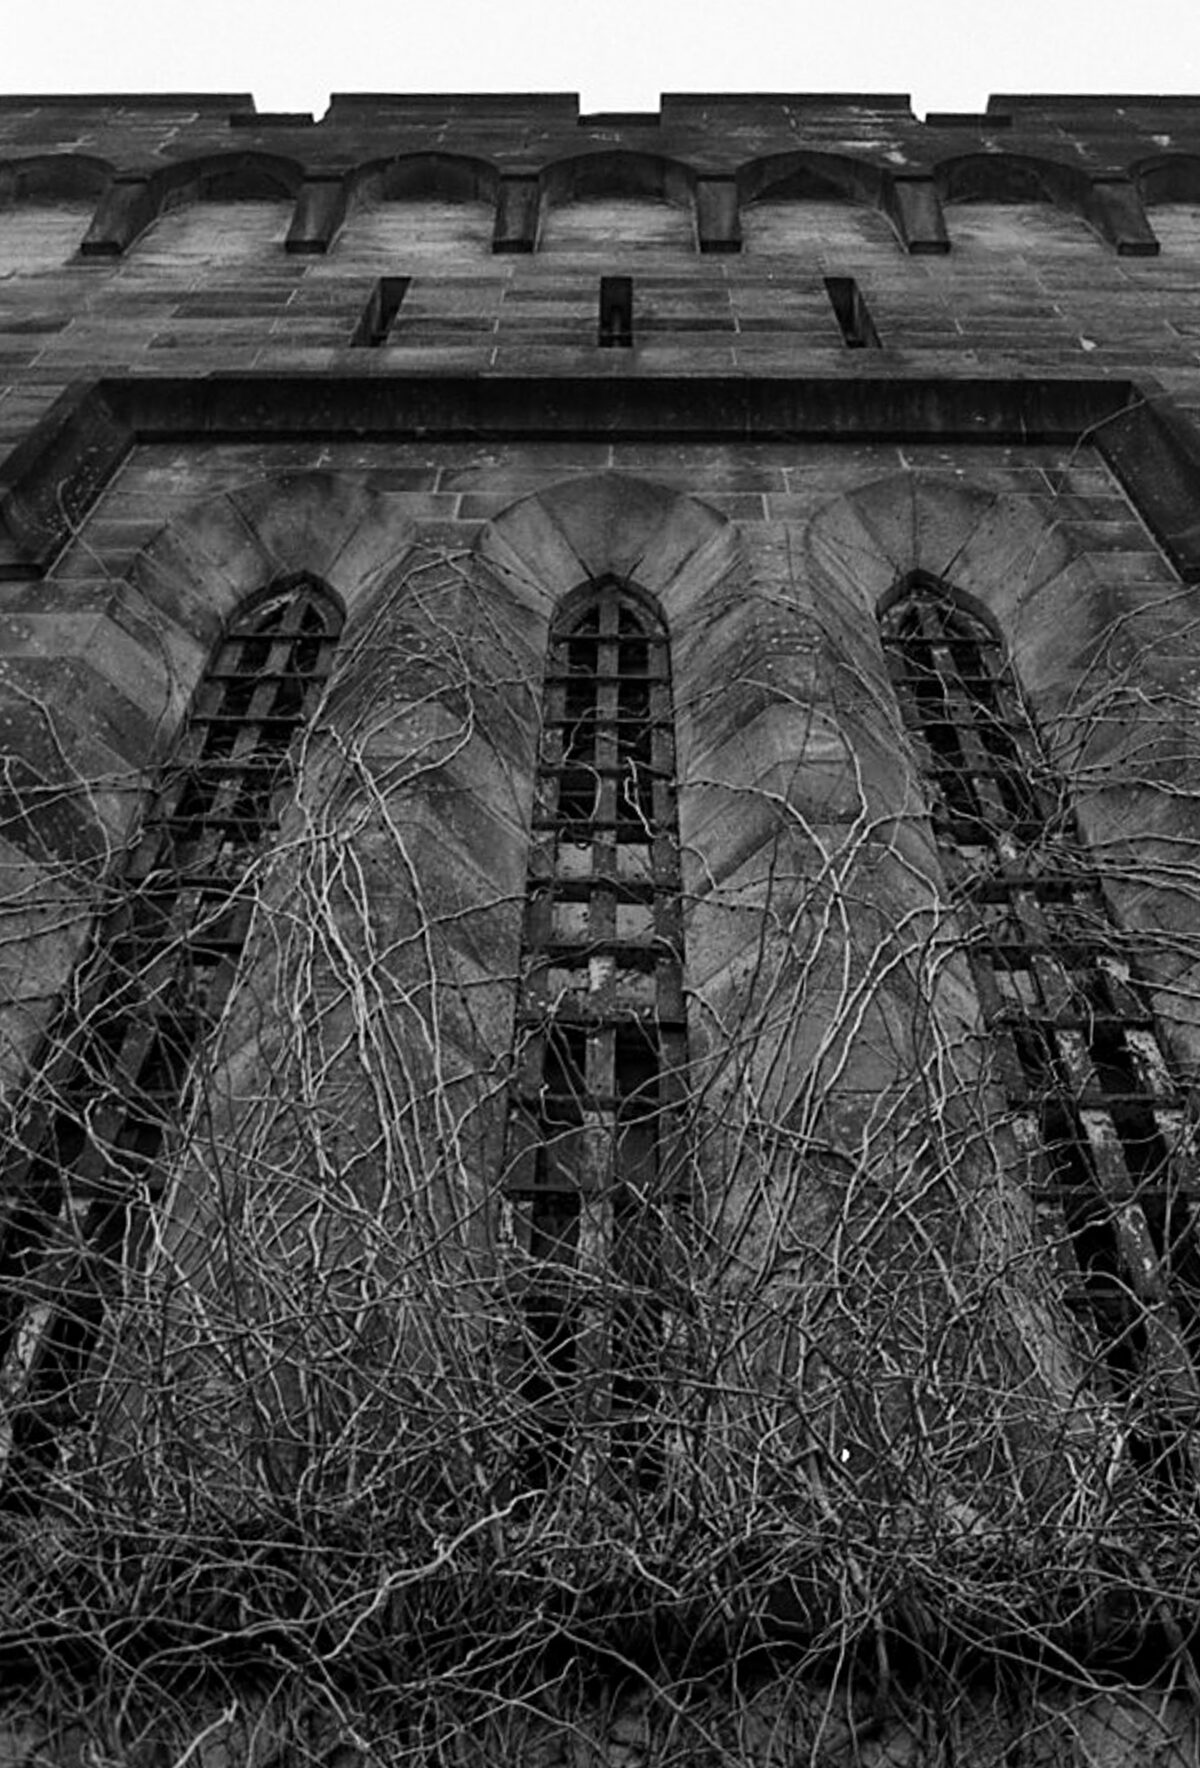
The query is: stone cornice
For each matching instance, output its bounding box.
[3,373,1199,581]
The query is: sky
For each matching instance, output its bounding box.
[5,0,1200,119]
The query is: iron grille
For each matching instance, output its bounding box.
[0,578,341,1497]
[505,578,686,1487]
[882,578,1200,1406]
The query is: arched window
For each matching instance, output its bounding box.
[880,581,1044,847]
[881,577,1200,1416]
[0,577,342,1498]
[504,578,686,1486]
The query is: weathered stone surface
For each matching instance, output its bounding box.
[3,93,1200,1768]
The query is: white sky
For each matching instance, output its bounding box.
[5,0,1200,120]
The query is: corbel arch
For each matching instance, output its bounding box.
[934,151,1109,248]
[337,151,500,256]
[151,150,303,208]
[736,148,888,209]
[935,150,1088,209]
[735,149,906,254]
[80,151,303,257]
[348,150,499,207]
[0,153,111,204]
[0,154,114,271]
[539,148,697,208]
[1130,152,1200,207]
[103,151,303,258]
[535,150,698,249]
[1129,154,1200,254]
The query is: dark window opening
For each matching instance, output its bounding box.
[507,578,684,1490]
[0,578,341,1506]
[883,594,1040,839]
[598,275,633,348]
[881,575,1197,1434]
[824,276,881,348]
[350,275,411,346]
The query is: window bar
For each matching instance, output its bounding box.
[0,579,341,1500]
[506,579,684,1489]
[881,578,1200,1428]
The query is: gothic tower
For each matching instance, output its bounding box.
[1,89,1200,1764]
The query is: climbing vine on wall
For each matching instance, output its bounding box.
[0,491,1198,1766]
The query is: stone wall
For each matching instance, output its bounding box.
[2,92,1200,1764]
[0,93,1198,461]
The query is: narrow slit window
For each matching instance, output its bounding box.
[506,577,685,1490]
[598,275,634,348]
[881,575,1200,1431]
[0,577,342,1505]
[824,276,881,348]
[350,275,411,346]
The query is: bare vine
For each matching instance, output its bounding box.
[0,523,1197,1768]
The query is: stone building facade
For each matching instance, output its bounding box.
[2,88,1200,1765]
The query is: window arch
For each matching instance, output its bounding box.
[504,577,687,1485]
[0,576,342,1499]
[881,576,1200,1425]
